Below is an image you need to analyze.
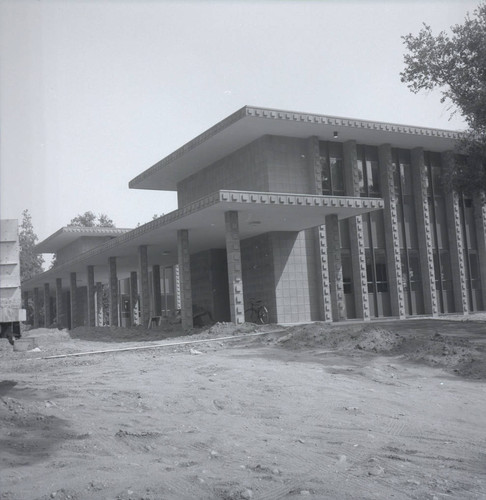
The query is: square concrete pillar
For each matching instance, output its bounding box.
[177,230,193,329]
[108,257,119,327]
[411,148,439,316]
[33,287,40,329]
[22,291,29,312]
[95,282,103,326]
[138,246,150,327]
[86,265,96,327]
[379,144,406,318]
[442,152,469,313]
[344,140,371,320]
[307,136,332,322]
[225,211,245,325]
[129,271,139,325]
[174,264,181,310]
[326,214,346,321]
[152,264,162,317]
[43,283,51,327]
[70,272,77,329]
[55,278,64,329]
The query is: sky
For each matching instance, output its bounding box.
[0,0,480,247]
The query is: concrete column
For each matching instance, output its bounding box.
[174,264,181,310]
[411,148,439,316]
[224,211,245,324]
[326,214,346,321]
[22,291,29,312]
[307,136,332,322]
[177,229,193,329]
[108,257,118,327]
[152,265,162,317]
[344,140,371,320]
[56,278,64,329]
[379,144,406,318]
[33,287,40,328]
[130,271,139,325]
[70,272,77,329]
[86,265,96,327]
[442,152,469,314]
[138,245,150,327]
[43,283,51,327]
[95,282,103,326]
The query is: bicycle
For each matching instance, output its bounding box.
[244,298,269,324]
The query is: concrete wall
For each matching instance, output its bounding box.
[190,249,230,322]
[177,135,313,207]
[265,136,313,194]
[241,233,277,322]
[56,237,115,266]
[271,230,321,324]
[178,137,269,207]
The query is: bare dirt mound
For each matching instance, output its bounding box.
[271,322,486,379]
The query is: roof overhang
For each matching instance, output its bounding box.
[129,105,463,191]
[35,227,133,253]
[22,190,383,290]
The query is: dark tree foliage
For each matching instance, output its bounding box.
[19,209,44,282]
[68,211,115,227]
[401,3,486,194]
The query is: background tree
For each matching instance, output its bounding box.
[68,211,115,227]
[401,2,486,194]
[19,209,44,282]
[19,209,44,324]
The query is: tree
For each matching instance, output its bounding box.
[50,211,116,269]
[19,209,44,282]
[68,211,115,227]
[401,3,486,194]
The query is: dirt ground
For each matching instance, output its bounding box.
[1,316,486,500]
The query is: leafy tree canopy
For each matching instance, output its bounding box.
[401,3,486,194]
[68,211,115,228]
[19,209,44,281]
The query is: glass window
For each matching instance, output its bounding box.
[329,142,344,195]
[374,251,388,292]
[365,146,380,196]
[408,251,421,291]
[330,157,344,194]
[342,252,352,294]
[469,252,481,289]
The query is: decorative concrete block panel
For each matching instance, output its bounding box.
[56,278,64,329]
[411,148,438,316]
[177,230,193,328]
[326,214,346,321]
[138,245,150,327]
[70,272,78,329]
[43,283,51,327]
[379,144,406,318]
[443,151,468,313]
[108,257,118,327]
[225,211,245,325]
[87,265,96,327]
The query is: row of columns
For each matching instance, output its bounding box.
[26,247,182,330]
[309,136,486,321]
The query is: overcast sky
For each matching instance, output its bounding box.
[0,0,479,246]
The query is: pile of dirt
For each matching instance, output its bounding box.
[271,322,486,379]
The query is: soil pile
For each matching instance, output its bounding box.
[270,322,486,379]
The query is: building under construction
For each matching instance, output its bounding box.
[21,106,485,329]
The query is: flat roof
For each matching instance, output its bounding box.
[22,189,383,290]
[36,226,133,253]
[129,105,463,192]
